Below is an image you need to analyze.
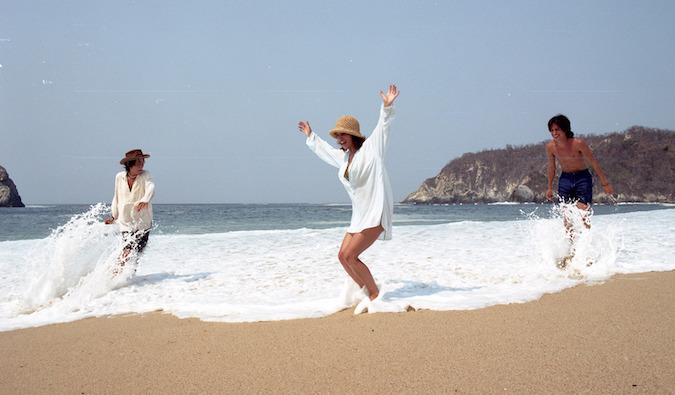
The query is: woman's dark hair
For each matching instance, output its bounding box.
[339,135,366,151]
[124,160,136,172]
[548,114,574,138]
[352,136,365,150]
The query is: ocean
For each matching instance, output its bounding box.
[1,203,673,331]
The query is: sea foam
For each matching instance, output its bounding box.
[0,205,673,331]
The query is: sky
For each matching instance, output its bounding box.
[1,0,674,204]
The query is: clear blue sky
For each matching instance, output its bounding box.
[2,0,673,204]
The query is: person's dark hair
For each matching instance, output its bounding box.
[339,135,366,151]
[352,136,365,150]
[124,160,136,172]
[548,114,574,138]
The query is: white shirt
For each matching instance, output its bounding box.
[307,104,395,240]
[110,170,155,232]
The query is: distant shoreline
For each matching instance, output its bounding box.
[11,201,675,207]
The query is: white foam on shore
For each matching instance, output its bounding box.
[0,207,673,331]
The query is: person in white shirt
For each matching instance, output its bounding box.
[104,149,155,274]
[298,84,400,305]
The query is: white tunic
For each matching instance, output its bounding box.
[306,104,395,240]
[110,170,155,232]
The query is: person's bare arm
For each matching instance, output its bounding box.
[545,142,557,201]
[578,139,614,196]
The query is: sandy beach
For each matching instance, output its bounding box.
[2,270,673,393]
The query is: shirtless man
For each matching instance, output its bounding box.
[545,115,613,264]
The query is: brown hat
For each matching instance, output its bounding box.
[329,116,364,139]
[120,149,150,164]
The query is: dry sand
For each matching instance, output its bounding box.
[1,270,674,394]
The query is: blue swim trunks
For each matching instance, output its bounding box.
[558,169,593,205]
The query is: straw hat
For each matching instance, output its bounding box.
[329,116,364,139]
[120,149,150,164]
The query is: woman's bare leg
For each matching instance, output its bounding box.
[338,233,365,288]
[338,225,383,300]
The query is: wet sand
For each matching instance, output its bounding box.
[1,270,674,393]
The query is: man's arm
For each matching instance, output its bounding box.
[545,143,557,201]
[578,139,614,196]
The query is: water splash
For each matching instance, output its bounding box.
[18,203,134,314]
[527,203,621,280]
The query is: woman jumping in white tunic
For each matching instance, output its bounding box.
[298,84,400,303]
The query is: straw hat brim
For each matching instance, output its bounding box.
[329,128,365,139]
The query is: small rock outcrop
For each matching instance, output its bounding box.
[0,165,25,207]
[510,184,535,202]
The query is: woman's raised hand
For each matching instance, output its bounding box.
[380,84,400,107]
[298,121,312,137]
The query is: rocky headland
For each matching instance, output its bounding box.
[0,165,25,207]
[403,126,674,204]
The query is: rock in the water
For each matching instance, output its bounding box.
[0,165,25,207]
[510,184,535,202]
